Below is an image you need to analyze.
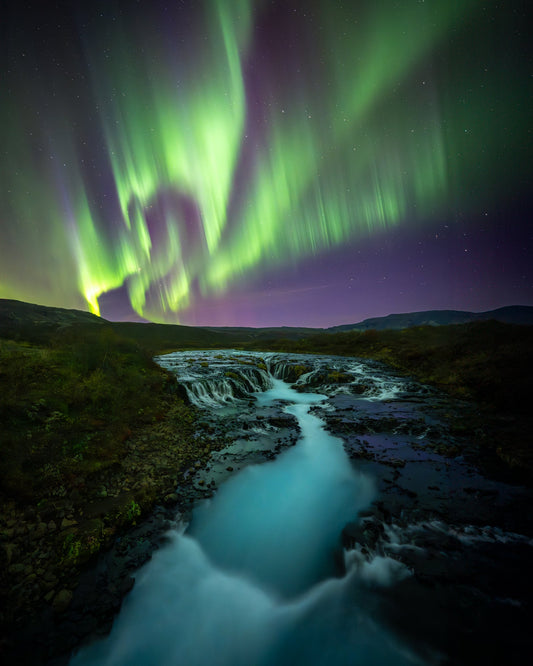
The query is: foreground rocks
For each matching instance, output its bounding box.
[0,404,234,664]
[315,393,533,665]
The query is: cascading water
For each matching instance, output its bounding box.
[155,350,402,408]
[68,352,434,665]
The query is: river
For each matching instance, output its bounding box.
[69,350,533,666]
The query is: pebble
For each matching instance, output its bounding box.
[61,517,78,529]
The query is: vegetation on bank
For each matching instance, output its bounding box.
[2,330,168,497]
[0,327,223,632]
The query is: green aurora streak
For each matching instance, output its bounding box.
[0,0,528,321]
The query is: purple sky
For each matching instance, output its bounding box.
[2,0,532,327]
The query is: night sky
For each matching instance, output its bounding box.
[1,0,531,327]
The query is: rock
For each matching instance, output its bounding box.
[351,383,371,394]
[120,576,135,595]
[53,589,73,614]
[387,458,406,468]
[74,615,98,637]
[34,522,48,538]
[61,517,78,529]
[4,543,16,565]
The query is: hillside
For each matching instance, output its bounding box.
[0,299,316,350]
[0,299,105,327]
[328,306,533,332]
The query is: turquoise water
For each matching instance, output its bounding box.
[70,368,422,665]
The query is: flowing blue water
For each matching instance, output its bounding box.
[70,371,421,665]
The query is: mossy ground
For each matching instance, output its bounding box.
[0,330,225,634]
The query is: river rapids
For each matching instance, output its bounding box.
[70,350,533,666]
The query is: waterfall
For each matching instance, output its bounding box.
[67,350,528,666]
[70,359,418,666]
[155,352,273,408]
[156,350,406,407]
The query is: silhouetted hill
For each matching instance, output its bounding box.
[0,298,106,327]
[3,299,533,350]
[0,299,317,350]
[328,306,533,332]
[203,325,321,341]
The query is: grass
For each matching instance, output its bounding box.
[0,326,223,632]
[0,330,172,501]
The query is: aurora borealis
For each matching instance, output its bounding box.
[1,0,531,326]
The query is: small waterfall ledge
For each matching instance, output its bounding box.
[155,349,405,408]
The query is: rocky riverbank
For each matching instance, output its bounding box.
[0,399,302,664]
[3,347,532,665]
[0,394,238,664]
[314,392,533,665]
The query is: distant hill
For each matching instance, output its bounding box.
[0,299,240,349]
[2,299,533,349]
[0,299,319,350]
[203,325,321,341]
[0,298,106,327]
[328,306,533,332]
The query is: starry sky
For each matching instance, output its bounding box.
[1,0,532,327]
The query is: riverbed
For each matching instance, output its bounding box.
[69,350,533,665]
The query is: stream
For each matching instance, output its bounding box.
[70,350,533,666]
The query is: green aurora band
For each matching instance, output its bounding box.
[0,0,528,321]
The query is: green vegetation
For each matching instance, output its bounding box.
[0,324,224,629]
[292,364,309,379]
[0,330,171,499]
[326,370,352,383]
[123,500,141,525]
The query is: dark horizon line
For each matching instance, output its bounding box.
[1,297,533,331]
